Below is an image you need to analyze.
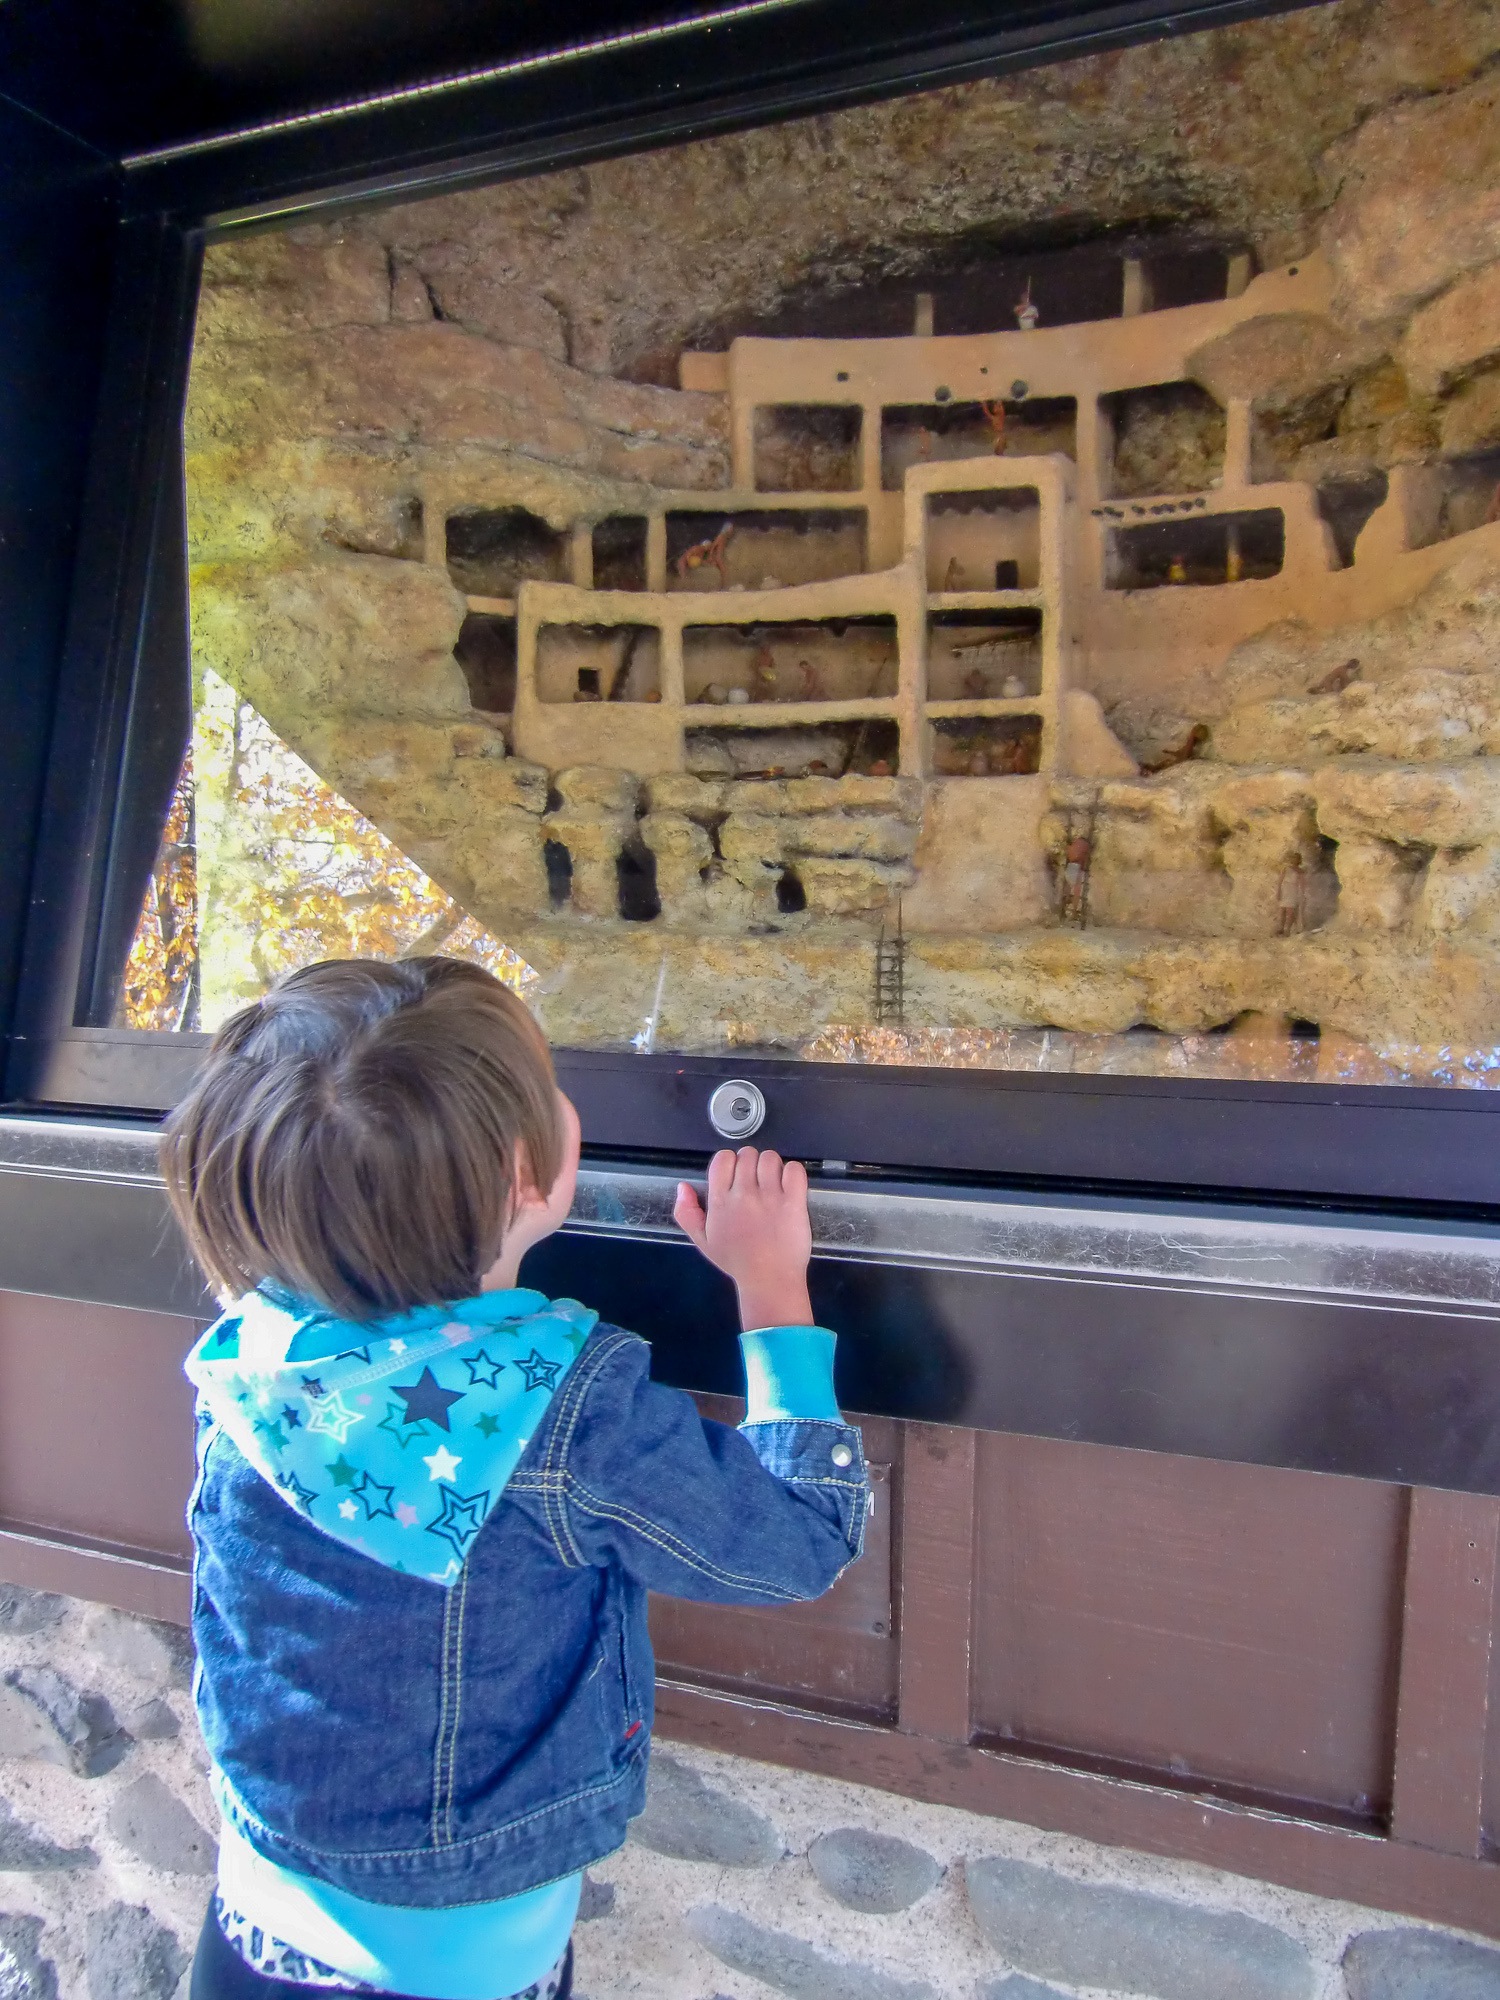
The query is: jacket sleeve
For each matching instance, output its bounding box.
[515,1325,868,1605]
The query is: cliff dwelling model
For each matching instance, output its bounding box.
[185,4,1500,1080]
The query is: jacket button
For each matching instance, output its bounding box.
[830,1443,853,1467]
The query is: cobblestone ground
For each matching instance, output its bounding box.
[1,1584,1497,1999]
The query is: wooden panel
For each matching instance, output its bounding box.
[649,1398,899,1719]
[897,1423,975,1741]
[1392,1489,1500,1857]
[0,1291,198,1561]
[971,1432,1406,1817]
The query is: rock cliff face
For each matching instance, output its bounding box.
[184,0,1500,1081]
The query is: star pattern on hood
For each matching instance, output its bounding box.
[390,1367,465,1431]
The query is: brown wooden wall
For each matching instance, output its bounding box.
[3,1293,1498,1934]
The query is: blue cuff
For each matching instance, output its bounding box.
[740,1327,840,1423]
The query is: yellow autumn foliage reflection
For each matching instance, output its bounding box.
[119,670,533,1031]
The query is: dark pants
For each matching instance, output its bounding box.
[189,1907,574,2000]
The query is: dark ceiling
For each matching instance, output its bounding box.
[0,0,711,159]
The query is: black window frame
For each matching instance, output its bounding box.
[12,0,1500,1214]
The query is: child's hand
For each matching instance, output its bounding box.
[674,1148,814,1332]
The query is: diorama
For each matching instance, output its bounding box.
[145,0,1500,1084]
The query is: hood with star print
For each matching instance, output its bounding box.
[185,1285,597,1586]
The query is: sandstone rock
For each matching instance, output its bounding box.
[542,808,630,917]
[191,324,730,490]
[1187,313,1373,417]
[1109,383,1226,498]
[1061,690,1138,778]
[105,1774,215,1876]
[686,1905,934,2000]
[390,261,433,323]
[628,1751,780,1866]
[0,1912,57,2000]
[1342,1926,1500,1998]
[786,814,917,863]
[450,808,552,917]
[1326,836,1418,932]
[1441,367,1500,454]
[196,229,391,345]
[1322,71,1500,325]
[1418,844,1500,942]
[1209,772,1325,936]
[906,777,1052,934]
[83,1903,186,2000]
[719,813,787,884]
[756,775,920,818]
[1214,675,1500,766]
[807,1828,942,1913]
[401,246,568,360]
[1314,758,1500,847]
[965,1855,1315,2000]
[191,557,471,729]
[643,774,727,820]
[686,728,852,780]
[1052,768,1228,936]
[551,766,639,813]
[1401,261,1500,396]
[798,857,909,916]
[453,758,550,816]
[639,811,714,916]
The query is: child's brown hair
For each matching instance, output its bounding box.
[161,958,564,1321]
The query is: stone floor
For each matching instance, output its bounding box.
[1,1583,1497,1999]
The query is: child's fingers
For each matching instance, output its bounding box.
[673,1180,709,1250]
[706,1148,738,1202]
[756,1148,784,1191]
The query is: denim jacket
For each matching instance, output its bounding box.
[189,1305,869,1907]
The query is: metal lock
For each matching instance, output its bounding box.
[707,1078,767,1141]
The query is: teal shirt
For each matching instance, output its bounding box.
[214,1323,841,1997]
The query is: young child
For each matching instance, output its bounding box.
[164,955,869,2000]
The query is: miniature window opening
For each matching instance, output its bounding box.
[776,866,808,914]
[882,400,1075,491]
[931,713,1042,777]
[591,515,650,591]
[1102,383,1227,498]
[927,609,1043,702]
[536,624,662,704]
[1106,509,1284,589]
[925,488,1042,594]
[446,507,567,596]
[752,405,863,492]
[616,832,661,922]
[683,617,898,706]
[454,613,518,714]
[1133,245,1239,312]
[685,718,900,780]
[1316,474,1390,569]
[543,838,574,910]
[666,508,868,590]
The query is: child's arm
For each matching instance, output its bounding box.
[514,1150,867,1604]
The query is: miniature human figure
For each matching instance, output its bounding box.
[916,427,934,461]
[867,757,892,777]
[797,659,822,701]
[1015,280,1040,331]
[980,399,1007,453]
[751,642,778,701]
[1307,657,1360,696]
[166,959,867,1997]
[676,521,734,586]
[943,556,965,592]
[1276,853,1306,936]
[963,667,989,699]
[968,749,990,776]
[1061,832,1092,922]
[1002,673,1028,698]
[1167,554,1188,585]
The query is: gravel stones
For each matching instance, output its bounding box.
[82,1904,188,2000]
[578,1873,616,1921]
[105,1775,216,1876]
[1342,1928,1500,1998]
[687,1906,934,2000]
[0,1669,131,1779]
[0,1798,96,1873]
[0,1913,58,2000]
[808,1829,942,1914]
[964,1857,1315,2000]
[629,1751,781,1867]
